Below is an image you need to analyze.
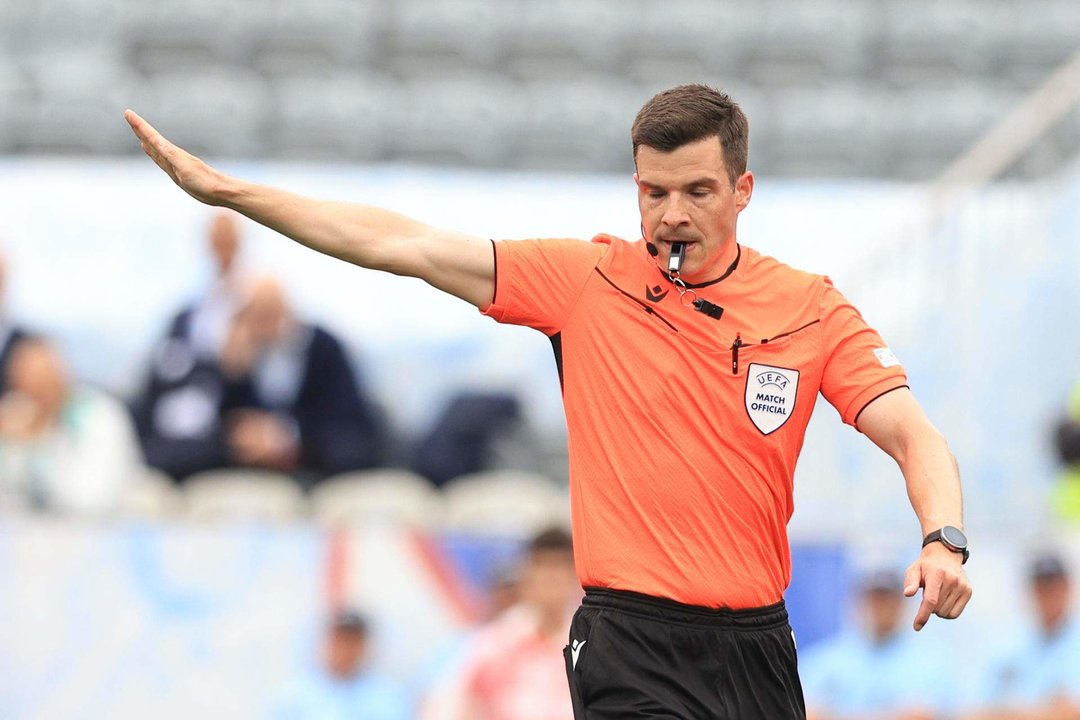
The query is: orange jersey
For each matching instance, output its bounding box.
[481,235,907,608]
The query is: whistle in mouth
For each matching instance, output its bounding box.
[668,242,685,274]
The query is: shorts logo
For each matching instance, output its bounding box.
[745,363,800,435]
[571,639,586,670]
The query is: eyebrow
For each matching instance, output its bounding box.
[639,177,721,190]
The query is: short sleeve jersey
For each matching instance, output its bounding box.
[482,235,907,608]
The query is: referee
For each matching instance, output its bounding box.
[125,84,972,718]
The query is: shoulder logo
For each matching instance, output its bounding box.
[873,347,901,368]
[645,285,668,303]
[745,363,800,435]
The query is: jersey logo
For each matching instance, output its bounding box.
[571,639,586,670]
[645,285,669,303]
[745,363,800,435]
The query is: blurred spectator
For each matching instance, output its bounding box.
[412,392,523,487]
[217,277,386,484]
[169,211,249,360]
[962,554,1080,719]
[421,527,579,720]
[0,337,143,515]
[0,251,32,393]
[274,609,410,720]
[800,568,948,720]
[1053,380,1080,521]
[131,212,248,479]
[134,276,386,484]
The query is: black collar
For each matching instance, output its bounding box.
[658,244,741,289]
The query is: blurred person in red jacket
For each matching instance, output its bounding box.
[0,337,143,515]
[422,528,579,720]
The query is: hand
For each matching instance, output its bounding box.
[904,541,973,631]
[226,410,299,471]
[124,110,229,206]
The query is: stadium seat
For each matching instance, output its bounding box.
[145,68,269,158]
[182,469,307,522]
[267,71,395,161]
[310,469,442,528]
[440,470,569,538]
[120,467,184,519]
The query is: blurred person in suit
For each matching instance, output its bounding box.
[962,554,1080,720]
[0,251,32,393]
[421,528,579,720]
[216,276,385,485]
[131,211,249,479]
[0,337,143,515]
[800,568,949,720]
[274,609,410,720]
[168,210,248,360]
[134,274,385,484]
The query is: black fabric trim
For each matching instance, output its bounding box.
[762,320,821,345]
[488,239,498,307]
[853,384,910,426]
[657,244,741,289]
[550,332,564,391]
[595,268,679,333]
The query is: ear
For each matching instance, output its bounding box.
[633,171,641,187]
[734,171,754,212]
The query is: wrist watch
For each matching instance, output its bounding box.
[922,526,969,564]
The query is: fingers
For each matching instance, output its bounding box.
[903,563,921,598]
[936,579,973,619]
[913,568,941,631]
[124,109,178,171]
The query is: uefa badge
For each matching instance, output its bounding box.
[744,363,800,435]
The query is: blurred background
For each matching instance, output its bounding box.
[1,0,1080,718]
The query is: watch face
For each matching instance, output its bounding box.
[942,526,968,549]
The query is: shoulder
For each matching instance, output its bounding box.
[738,245,825,296]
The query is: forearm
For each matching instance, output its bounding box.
[215,175,430,273]
[896,423,963,535]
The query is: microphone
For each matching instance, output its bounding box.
[647,242,658,257]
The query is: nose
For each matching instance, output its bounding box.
[660,193,690,229]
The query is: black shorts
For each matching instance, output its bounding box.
[563,588,805,719]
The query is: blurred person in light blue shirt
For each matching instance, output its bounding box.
[961,554,1080,720]
[800,569,949,720]
[274,610,410,720]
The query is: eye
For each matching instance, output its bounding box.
[690,188,709,197]
[647,190,666,199]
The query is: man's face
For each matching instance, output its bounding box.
[520,549,578,617]
[862,589,903,641]
[635,136,753,282]
[1032,576,1071,633]
[208,214,240,276]
[324,628,367,680]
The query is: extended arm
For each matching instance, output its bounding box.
[857,388,973,630]
[124,110,494,308]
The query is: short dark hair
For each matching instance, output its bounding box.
[631,84,749,185]
[528,527,573,556]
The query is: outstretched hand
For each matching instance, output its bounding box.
[124,110,226,205]
[904,542,972,631]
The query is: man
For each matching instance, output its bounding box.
[0,251,31,393]
[962,554,1080,719]
[0,337,143,515]
[422,528,580,720]
[125,83,971,717]
[217,276,386,485]
[274,610,410,720]
[801,569,949,719]
[134,274,385,484]
[131,210,249,479]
